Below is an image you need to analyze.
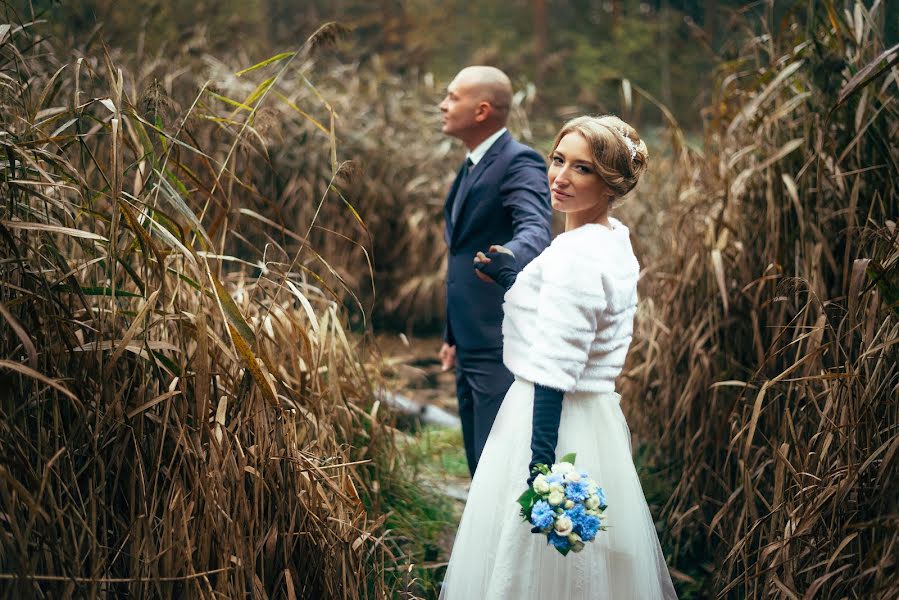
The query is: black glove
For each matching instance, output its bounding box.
[527,383,564,485]
[473,250,518,291]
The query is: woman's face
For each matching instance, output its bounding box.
[547,132,610,219]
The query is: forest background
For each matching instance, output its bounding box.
[1,0,896,598]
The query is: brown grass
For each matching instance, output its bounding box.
[3,1,896,598]
[193,49,546,333]
[619,2,898,597]
[0,17,419,599]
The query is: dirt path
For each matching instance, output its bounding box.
[375,333,471,497]
[374,334,457,411]
[373,333,471,591]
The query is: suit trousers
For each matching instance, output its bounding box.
[454,347,514,476]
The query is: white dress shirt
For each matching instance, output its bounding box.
[467,127,508,166]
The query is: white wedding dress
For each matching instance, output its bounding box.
[439,221,677,599]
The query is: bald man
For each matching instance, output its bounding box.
[438,66,552,476]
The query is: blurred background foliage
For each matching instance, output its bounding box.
[2,0,897,598]
[25,0,897,131]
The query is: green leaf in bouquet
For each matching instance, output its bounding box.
[556,545,570,557]
[529,464,551,478]
[517,488,538,521]
[559,452,577,465]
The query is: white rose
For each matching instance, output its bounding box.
[563,471,581,483]
[551,462,575,476]
[585,495,600,510]
[533,475,550,494]
[548,483,565,495]
[564,500,575,509]
[548,490,565,506]
[554,515,573,537]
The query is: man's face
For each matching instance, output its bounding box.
[439,74,483,139]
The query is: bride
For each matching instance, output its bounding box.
[438,115,678,599]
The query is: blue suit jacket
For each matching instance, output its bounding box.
[444,131,552,350]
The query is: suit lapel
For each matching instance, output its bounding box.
[450,131,511,244]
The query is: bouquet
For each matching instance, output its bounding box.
[516,453,607,555]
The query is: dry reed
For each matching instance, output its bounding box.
[620,2,897,598]
[0,17,424,599]
[195,51,542,333]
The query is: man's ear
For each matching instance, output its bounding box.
[474,101,493,123]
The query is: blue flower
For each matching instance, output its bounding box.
[565,480,590,502]
[563,503,602,541]
[578,514,602,541]
[548,531,570,551]
[546,473,563,485]
[564,504,586,530]
[565,503,585,519]
[530,501,554,530]
[596,487,607,510]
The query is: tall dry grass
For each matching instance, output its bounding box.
[192,51,541,333]
[620,2,897,597]
[0,18,429,598]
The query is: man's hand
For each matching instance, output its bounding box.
[474,245,518,290]
[439,342,456,372]
[473,245,514,284]
[473,251,494,283]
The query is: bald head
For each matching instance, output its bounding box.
[440,65,513,149]
[454,66,513,122]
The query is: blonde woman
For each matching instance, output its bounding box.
[440,116,678,599]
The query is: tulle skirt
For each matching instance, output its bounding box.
[439,378,678,599]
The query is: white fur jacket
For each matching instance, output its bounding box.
[502,218,640,393]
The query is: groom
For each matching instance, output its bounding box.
[438,66,552,476]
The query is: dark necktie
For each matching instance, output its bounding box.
[450,157,474,225]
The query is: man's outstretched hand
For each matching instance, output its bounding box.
[474,245,518,290]
[473,252,495,284]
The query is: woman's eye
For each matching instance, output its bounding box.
[575,165,592,174]
[551,155,563,164]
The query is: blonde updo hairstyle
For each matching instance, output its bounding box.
[551,115,648,201]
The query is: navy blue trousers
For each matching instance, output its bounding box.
[455,347,515,476]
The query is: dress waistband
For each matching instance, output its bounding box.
[512,377,621,404]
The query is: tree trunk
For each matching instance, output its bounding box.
[611,0,621,36]
[705,0,719,49]
[533,0,547,89]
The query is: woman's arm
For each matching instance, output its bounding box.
[528,383,565,483]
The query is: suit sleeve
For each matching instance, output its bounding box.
[499,149,552,269]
